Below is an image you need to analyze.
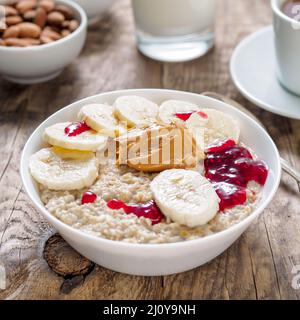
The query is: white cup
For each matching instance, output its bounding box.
[271,0,300,95]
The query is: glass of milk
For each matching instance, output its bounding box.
[131,0,218,62]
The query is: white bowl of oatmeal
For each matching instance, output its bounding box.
[20,89,281,276]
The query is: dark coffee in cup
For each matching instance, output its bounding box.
[282,0,300,19]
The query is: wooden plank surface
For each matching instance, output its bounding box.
[0,0,300,300]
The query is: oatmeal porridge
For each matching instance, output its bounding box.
[29,96,268,244]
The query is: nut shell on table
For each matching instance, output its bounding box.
[43,234,94,278]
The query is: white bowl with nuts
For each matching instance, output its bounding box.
[0,0,87,84]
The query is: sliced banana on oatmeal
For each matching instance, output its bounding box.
[114,95,159,127]
[186,109,240,145]
[52,146,94,160]
[78,104,125,137]
[151,169,220,228]
[43,122,108,152]
[158,100,201,124]
[29,148,99,190]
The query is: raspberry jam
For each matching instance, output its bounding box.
[204,139,268,211]
[107,199,164,225]
[175,111,208,122]
[175,112,194,121]
[197,111,208,119]
[65,122,91,137]
[81,191,97,205]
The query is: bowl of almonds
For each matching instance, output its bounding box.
[0,0,87,83]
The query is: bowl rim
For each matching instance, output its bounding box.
[20,89,282,249]
[0,0,87,52]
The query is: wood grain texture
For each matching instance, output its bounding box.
[0,0,300,300]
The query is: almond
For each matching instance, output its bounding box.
[4,5,18,16]
[23,10,36,20]
[62,20,70,28]
[61,29,70,37]
[0,39,6,46]
[44,26,61,33]
[40,35,53,44]
[55,4,74,20]
[34,7,47,28]
[42,27,61,40]
[4,37,26,47]
[6,15,23,26]
[3,25,20,39]
[69,19,79,32]
[44,25,60,33]
[16,0,37,14]
[4,37,39,47]
[39,0,55,13]
[47,11,65,26]
[22,37,41,45]
[18,22,41,38]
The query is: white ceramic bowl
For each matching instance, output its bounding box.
[20,89,281,276]
[0,0,87,84]
[72,0,116,25]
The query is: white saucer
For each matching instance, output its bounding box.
[230,26,300,120]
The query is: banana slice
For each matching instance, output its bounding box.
[185,112,208,152]
[158,100,201,124]
[151,169,220,228]
[186,109,240,145]
[29,148,99,190]
[114,96,159,127]
[78,104,123,137]
[43,122,108,152]
[52,146,94,160]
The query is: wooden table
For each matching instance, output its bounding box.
[1,0,300,300]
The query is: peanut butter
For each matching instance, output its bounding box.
[116,124,204,172]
